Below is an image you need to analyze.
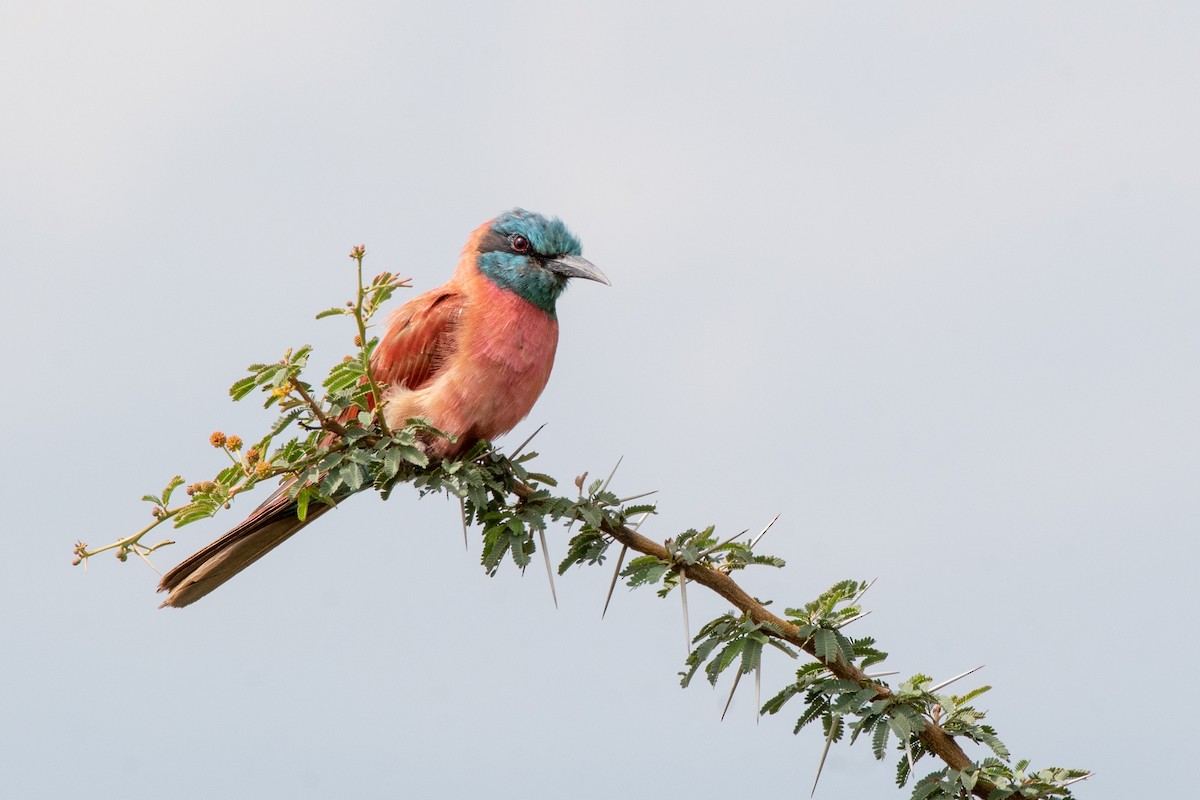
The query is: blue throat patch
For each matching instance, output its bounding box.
[476,251,566,314]
[475,209,585,315]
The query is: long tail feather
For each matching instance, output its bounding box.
[157,484,334,608]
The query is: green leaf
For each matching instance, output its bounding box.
[216,464,243,487]
[952,685,992,706]
[621,503,657,518]
[256,364,288,387]
[323,359,365,392]
[524,471,557,487]
[813,628,839,663]
[833,687,879,716]
[341,462,366,492]
[896,753,911,788]
[739,634,764,674]
[320,470,344,497]
[268,409,303,437]
[578,503,601,530]
[379,448,403,481]
[910,774,945,800]
[558,530,609,574]
[622,555,670,588]
[507,517,531,568]
[704,639,745,685]
[872,717,890,760]
[679,619,733,688]
[794,696,828,733]
[889,703,925,740]
[852,636,889,669]
[393,443,429,467]
[760,682,800,715]
[975,726,1010,761]
[229,375,260,400]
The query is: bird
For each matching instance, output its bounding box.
[157,208,609,608]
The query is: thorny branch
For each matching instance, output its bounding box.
[508,481,991,798]
[76,249,1088,800]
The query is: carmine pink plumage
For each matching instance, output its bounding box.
[375,231,559,457]
[158,209,607,607]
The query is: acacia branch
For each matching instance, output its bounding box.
[512,480,991,798]
[81,250,1086,799]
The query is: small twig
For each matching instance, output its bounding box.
[351,247,390,436]
[75,517,170,560]
[292,381,350,438]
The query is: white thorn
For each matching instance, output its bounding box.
[1063,773,1094,787]
[601,545,628,619]
[750,513,781,549]
[811,717,838,797]
[602,510,650,619]
[755,662,762,725]
[600,455,624,492]
[836,610,872,629]
[509,423,546,458]
[929,665,985,694]
[459,496,468,551]
[721,668,743,721]
[851,577,878,604]
[680,575,691,655]
[865,670,899,678]
[538,529,558,609]
[135,549,162,575]
[699,528,750,559]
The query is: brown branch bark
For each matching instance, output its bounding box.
[292,381,350,438]
[511,480,998,798]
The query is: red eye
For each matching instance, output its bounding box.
[510,234,530,252]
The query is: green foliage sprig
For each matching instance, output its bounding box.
[74,247,1091,800]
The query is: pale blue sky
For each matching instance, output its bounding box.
[3,2,1197,797]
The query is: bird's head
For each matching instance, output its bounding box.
[474,208,610,314]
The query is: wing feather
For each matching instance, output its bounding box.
[371,288,466,391]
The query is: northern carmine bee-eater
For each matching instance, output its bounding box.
[158,209,608,608]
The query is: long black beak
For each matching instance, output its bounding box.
[547,254,611,286]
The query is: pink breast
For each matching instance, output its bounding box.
[424,280,560,450]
